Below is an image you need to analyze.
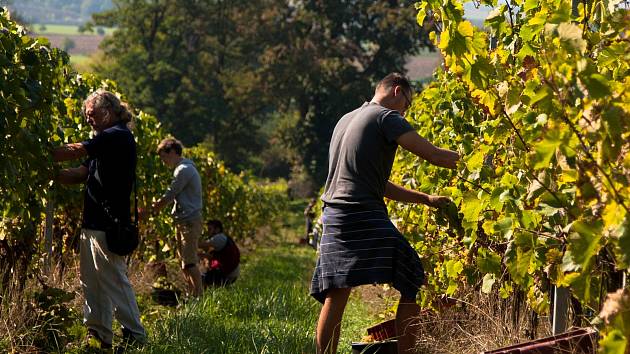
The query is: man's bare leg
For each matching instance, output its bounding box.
[183,265,203,297]
[396,296,421,353]
[316,288,352,354]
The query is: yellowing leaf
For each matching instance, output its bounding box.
[482,273,496,294]
[446,259,464,279]
[604,202,627,232]
[457,21,474,37]
[439,29,451,50]
[471,88,497,113]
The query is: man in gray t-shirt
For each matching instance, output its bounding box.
[146,138,203,298]
[313,73,460,354]
[321,101,416,210]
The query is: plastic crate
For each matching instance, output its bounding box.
[483,327,597,354]
[366,319,397,341]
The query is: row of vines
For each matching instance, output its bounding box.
[0,8,287,298]
[389,0,629,350]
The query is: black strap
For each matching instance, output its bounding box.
[132,170,138,226]
[88,167,137,226]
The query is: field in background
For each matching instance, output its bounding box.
[27,24,441,79]
[69,54,90,66]
[29,23,115,36]
[26,23,113,65]
[405,51,442,82]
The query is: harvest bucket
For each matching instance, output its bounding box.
[351,340,398,354]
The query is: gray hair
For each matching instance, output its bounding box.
[82,90,133,124]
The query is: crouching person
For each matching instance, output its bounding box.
[53,90,146,349]
[199,220,240,287]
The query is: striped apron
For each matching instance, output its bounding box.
[310,205,425,304]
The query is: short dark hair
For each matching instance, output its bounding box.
[207,219,223,232]
[157,138,183,155]
[377,72,412,94]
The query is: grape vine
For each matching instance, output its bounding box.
[389,0,629,349]
[0,9,287,296]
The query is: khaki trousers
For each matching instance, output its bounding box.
[80,228,146,345]
[175,217,202,268]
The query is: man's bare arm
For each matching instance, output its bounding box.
[384,181,451,208]
[198,240,216,252]
[151,196,173,214]
[57,166,88,185]
[53,143,88,162]
[396,131,459,169]
[385,181,431,204]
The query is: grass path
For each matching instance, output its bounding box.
[136,239,379,353]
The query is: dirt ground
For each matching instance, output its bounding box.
[40,34,103,55]
[405,53,443,81]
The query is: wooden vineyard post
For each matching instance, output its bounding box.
[551,286,570,335]
[44,196,54,273]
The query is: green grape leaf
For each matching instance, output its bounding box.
[461,193,488,235]
[580,73,611,99]
[532,130,562,169]
[520,25,538,42]
[524,0,539,12]
[446,259,464,279]
[477,248,502,275]
[494,216,513,236]
[599,330,627,354]
[499,282,513,298]
[467,145,490,171]
[598,42,626,67]
[563,220,603,271]
[506,240,535,284]
[614,217,630,268]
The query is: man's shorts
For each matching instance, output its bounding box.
[175,217,202,269]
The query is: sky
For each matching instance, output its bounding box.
[464,1,494,20]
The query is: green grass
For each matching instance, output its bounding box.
[30,23,115,36]
[1,198,382,353]
[134,221,378,353]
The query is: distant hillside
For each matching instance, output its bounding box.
[6,0,113,25]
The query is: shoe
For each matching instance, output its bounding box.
[114,327,144,353]
[86,328,112,350]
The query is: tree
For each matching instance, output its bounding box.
[91,0,431,182]
[62,37,75,51]
[93,0,276,172]
[262,0,433,183]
